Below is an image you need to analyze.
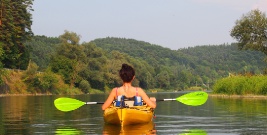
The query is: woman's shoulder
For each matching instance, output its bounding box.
[109,87,118,95]
[136,87,145,94]
[135,87,142,90]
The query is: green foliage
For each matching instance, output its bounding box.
[37,70,59,93]
[56,87,83,95]
[0,42,4,60]
[0,0,33,69]
[79,80,91,94]
[50,55,74,84]
[253,76,267,95]
[93,37,176,67]
[19,62,83,94]
[156,70,170,88]
[88,88,104,94]
[230,9,267,55]
[81,42,108,90]
[38,69,83,95]
[50,31,86,88]
[188,86,204,91]
[23,35,267,94]
[0,42,4,84]
[59,30,80,45]
[22,61,39,93]
[25,36,60,70]
[92,37,265,90]
[213,75,267,95]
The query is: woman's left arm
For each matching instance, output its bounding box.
[102,88,116,110]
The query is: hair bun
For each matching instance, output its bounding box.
[119,64,135,82]
[122,64,129,69]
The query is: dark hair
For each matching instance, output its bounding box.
[119,64,135,83]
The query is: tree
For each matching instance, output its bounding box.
[230,9,267,55]
[156,70,170,89]
[0,0,33,69]
[81,42,108,91]
[25,36,60,70]
[0,42,4,84]
[50,31,86,88]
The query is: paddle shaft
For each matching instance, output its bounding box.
[157,99,176,102]
[84,99,171,104]
[87,98,185,104]
[85,99,174,105]
[85,102,104,104]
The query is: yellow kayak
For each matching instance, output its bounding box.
[103,105,154,126]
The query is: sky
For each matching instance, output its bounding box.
[31,0,267,50]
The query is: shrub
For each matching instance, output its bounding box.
[79,80,91,94]
[213,75,267,95]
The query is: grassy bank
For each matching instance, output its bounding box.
[213,75,267,95]
[0,69,84,95]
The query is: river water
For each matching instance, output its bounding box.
[0,92,267,135]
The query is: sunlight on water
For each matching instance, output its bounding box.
[0,93,267,134]
[103,121,156,135]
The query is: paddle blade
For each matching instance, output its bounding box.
[54,98,85,112]
[176,91,208,106]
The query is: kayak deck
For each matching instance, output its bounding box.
[103,106,154,126]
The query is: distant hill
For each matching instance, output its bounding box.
[25,36,266,90]
[177,44,266,73]
[92,37,266,75]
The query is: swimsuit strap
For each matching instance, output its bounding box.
[136,87,138,96]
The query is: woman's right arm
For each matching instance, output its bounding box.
[139,88,156,108]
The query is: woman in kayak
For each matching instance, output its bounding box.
[102,63,156,110]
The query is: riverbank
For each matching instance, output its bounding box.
[212,75,267,95]
[209,93,267,99]
[0,93,53,97]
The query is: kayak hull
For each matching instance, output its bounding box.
[103,121,155,135]
[103,106,154,126]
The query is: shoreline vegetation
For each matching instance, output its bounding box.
[0,68,206,96]
[2,69,267,99]
[212,74,267,96]
[209,94,267,99]
[2,92,267,99]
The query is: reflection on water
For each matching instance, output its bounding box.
[56,127,81,135]
[178,129,207,135]
[0,92,267,134]
[103,121,156,135]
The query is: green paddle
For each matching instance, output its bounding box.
[157,91,208,106]
[54,98,104,112]
[54,91,208,112]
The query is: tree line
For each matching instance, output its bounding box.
[3,33,264,94]
[0,1,267,95]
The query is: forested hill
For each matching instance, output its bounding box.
[24,36,266,91]
[92,37,179,67]
[177,45,266,73]
[92,37,266,75]
[93,37,199,70]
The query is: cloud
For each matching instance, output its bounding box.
[194,0,265,12]
[252,0,267,13]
